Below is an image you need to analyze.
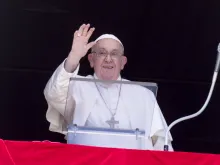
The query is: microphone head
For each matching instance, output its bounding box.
[215,43,220,72]
[218,43,220,53]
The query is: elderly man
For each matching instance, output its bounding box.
[44,23,173,151]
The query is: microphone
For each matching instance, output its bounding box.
[164,43,220,151]
[215,44,220,72]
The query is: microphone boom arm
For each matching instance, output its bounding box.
[164,43,220,151]
[164,71,218,150]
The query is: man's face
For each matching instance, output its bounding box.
[88,38,127,80]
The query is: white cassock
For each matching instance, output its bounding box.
[44,60,173,151]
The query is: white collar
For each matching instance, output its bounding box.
[93,73,121,88]
[93,73,121,80]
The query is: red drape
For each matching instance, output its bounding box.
[0,140,220,165]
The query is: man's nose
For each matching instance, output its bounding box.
[104,54,112,62]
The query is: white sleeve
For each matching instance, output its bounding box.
[44,59,80,134]
[148,92,173,151]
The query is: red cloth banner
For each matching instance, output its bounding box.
[0,139,220,165]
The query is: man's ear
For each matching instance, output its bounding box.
[88,53,94,68]
[120,56,127,70]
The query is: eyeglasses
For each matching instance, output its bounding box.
[92,50,123,59]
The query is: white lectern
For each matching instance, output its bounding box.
[64,77,158,150]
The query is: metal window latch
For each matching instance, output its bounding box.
[73,124,78,137]
[135,128,140,140]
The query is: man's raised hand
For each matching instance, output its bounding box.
[65,24,95,72]
[71,24,95,58]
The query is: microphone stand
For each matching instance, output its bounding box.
[164,43,220,151]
